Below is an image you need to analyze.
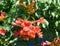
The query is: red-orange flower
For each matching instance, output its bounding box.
[13,18,43,40]
[28,31,35,39]
[19,30,29,40]
[41,41,47,46]
[54,37,60,44]
[19,0,35,8]
[20,30,28,36]
[37,32,43,38]
[1,12,6,16]
[19,0,37,15]
[33,26,41,33]
[21,20,32,27]
[13,25,42,40]
[57,40,60,43]
[0,12,6,21]
[30,0,35,8]
[35,17,45,24]
[0,28,6,35]
[12,18,23,26]
[19,2,27,8]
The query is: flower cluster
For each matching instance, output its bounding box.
[0,28,6,35]
[0,12,6,21]
[19,0,37,15]
[12,18,44,40]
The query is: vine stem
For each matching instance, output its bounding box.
[3,31,13,46]
[8,38,18,45]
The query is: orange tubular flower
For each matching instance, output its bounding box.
[35,17,45,24]
[19,2,27,8]
[37,32,43,38]
[54,37,60,44]
[57,39,60,44]
[41,41,47,46]
[21,20,32,27]
[30,0,35,8]
[28,31,35,39]
[0,28,6,35]
[19,30,29,40]
[34,26,41,33]
[0,12,6,21]
[12,18,23,26]
[19,0,37,15]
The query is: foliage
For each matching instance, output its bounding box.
[0,0,60,46]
